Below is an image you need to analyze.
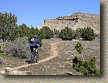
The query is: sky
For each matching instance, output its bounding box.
[0,0,100,28]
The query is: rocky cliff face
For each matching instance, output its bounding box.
[39,12,100,34]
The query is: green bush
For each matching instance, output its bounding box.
[3,37,31,58]
[75,28,83,39]
[0,56,4,64]
[72,57,100,75]
[38,26,54,40]
[59,27,75,40]
[27,28,39,41]
[75,42,83,54]
[75,42,84,61]
[0,50,3,53]
[0,12,96,42]
[81,27,95,41]
[0,12,54,42]
[53,29,59,38]
[0,12,17,41]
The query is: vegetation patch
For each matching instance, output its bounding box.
[59,27,75,40]
[72,56,100,75]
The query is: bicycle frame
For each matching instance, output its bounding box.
[32,48,39,62]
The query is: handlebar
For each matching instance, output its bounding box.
[36,44,41,47]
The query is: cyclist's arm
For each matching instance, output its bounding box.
[35,39,41,47]
[36,43,41,47]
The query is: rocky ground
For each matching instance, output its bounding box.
[19,38,100,75]
[0,38,100,75]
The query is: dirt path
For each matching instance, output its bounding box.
[6,42,59,71]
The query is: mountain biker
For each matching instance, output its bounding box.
[29,35,41,63]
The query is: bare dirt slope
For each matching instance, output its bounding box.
[8,42,59,71]
[17,38,100,75]
[0,38,100,75]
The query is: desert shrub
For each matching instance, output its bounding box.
[0,12,54,42]
[27,28,39,41]
[75,42,84,60]
[3,37,31,58]
[0,50,3,53]
[81,27,95,41]
[75,27,95,40]
[38,26,54,40]
[53,29,60,38]
[0,12,17,41]
[75,42,83,54]
[0,56,4,64]
[59,27,75,40]
[75,28,83,39]
[17,24,30,38]
[72,57,100,75]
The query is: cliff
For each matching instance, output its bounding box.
[39,12,100,34]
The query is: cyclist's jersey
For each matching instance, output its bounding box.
[29,38,41,47]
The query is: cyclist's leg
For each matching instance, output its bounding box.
[36,48,39,62]
[31,46,36,62]
[31,52,34,61]
[32,45,39,63]
[36,48,38,53]
[33,48,39,63]
[32,47,36,62]
[30,46,34,61]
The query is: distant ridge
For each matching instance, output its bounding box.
[38,12,100,34]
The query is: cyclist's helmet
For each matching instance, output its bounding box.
[30,38,35,43]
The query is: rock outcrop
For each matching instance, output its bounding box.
[39,12,100,34]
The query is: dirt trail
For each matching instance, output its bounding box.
[7,42,59,71]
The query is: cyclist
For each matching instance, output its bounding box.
[29,35,41,63]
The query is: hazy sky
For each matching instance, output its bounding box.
[0,0,100,28]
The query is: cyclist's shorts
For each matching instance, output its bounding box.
[30,45,38,52]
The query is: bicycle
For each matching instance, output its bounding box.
[31,47,39,63]
[26,44,40,64]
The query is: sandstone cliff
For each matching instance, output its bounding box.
[39,12,100,34]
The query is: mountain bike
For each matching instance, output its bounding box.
[26,43,41,64]
[26,48,39,64]
[32,47,39,63]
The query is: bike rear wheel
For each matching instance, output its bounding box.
[29,48,39,63]
[34,53,39,63]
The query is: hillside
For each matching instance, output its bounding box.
[0,38,100,75]
[72,12,100,34]
[39,12,100,34]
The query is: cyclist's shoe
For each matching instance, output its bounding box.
[30,60,38,63]
[33,60,38,63]
[36,60,38,63]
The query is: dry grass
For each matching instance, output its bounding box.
[0,38,100,75]
[19,38,100,75]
